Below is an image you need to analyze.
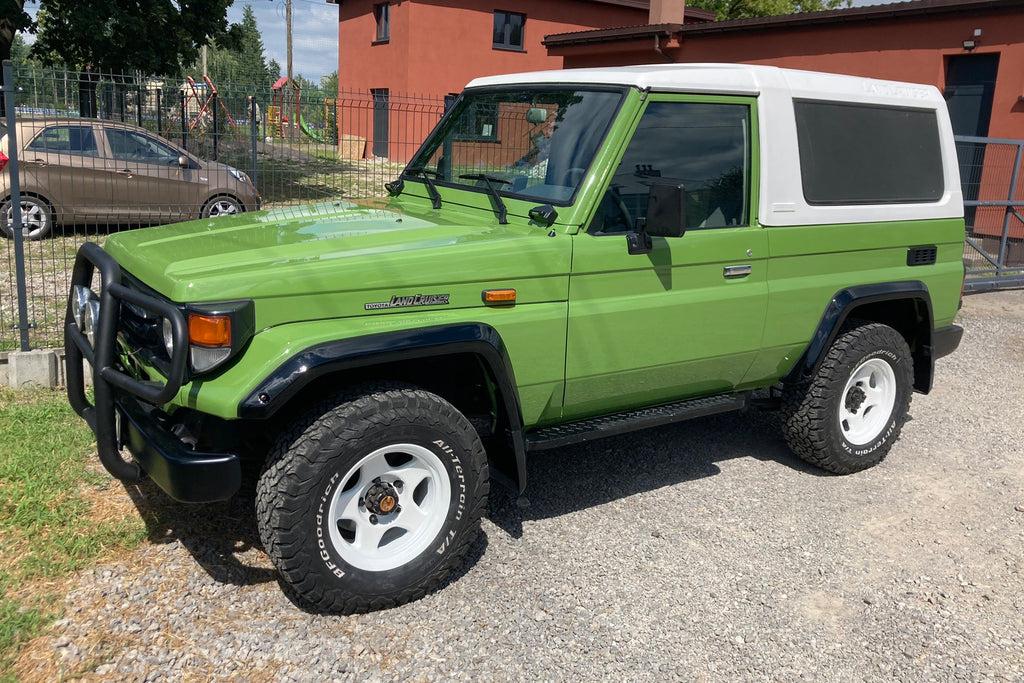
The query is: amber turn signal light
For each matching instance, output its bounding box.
[188,313,232,347]
[482,289,516,305]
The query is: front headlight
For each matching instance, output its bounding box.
[162,317,175,358]
[72,285,97,331]
[83,298,101,347]
[228,167,250,184]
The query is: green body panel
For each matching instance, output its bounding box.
[565,227,768,420]
[749,217,966,385]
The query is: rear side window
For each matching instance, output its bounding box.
[794,100,944,205]
[26,125,98,156]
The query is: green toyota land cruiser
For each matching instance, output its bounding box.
[65,64,965,612]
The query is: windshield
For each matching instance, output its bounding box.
[404,87,625,206]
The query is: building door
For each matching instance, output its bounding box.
[371,88,389,158]
[945,54,999,225]
[945,54,999,137]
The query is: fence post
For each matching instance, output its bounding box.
[180,90,187,149]
[997,141,1024,277]
[136,85,143,127]
[249,96,258,192]
[3,60,31,352]
[212,91,219,160]
[156,88,162,135]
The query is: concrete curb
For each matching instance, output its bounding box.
[0,348,89,389]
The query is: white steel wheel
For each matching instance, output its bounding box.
[327,443,451,572]
[839,357,897,446]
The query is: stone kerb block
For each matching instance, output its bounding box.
[8,350,59,389]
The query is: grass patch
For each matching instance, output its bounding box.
[0,387,146,678]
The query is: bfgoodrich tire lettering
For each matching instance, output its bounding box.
[256,385,488,613]
[781,320,913,474]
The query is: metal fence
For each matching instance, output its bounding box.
[954,135,1024,292]
[0,63,445,351]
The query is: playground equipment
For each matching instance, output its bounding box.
[268,77,335,143]
[169,75,239,134]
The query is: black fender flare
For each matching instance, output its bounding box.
[238,322,529,490]
[783,281,935,392]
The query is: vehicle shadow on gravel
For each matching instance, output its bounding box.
[487,408,825,539]
[120,479,279,587]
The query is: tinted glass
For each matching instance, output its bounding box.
[592,101,750,233]
[27,125,98,156]
[106,129,181,165]
[795,100,944,204]
[407,88,623,205]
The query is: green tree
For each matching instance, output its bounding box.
[22,1,241,74]
[186,6,278,87]
[690,0,850,21]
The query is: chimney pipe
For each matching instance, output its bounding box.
[649,0,686,24]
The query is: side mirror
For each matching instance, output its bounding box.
[645,183,686,238]
[178,155,190,168]
[526,107,548,124]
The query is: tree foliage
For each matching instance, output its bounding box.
[184,6,278,86]
[689,0,850,21]
[4,1,242,75]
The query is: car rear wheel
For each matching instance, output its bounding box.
[202,195,243,218]
[1,195,54,240]
[781,320,913,474]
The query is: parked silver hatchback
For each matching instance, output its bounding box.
[0,119,260,239]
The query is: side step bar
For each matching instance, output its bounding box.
[525,392,750,452]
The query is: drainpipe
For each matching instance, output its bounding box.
[654,34,675,63]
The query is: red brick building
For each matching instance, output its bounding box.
[328,0,712,98]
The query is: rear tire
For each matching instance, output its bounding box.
[1,195,54,240]
[256,385,488,613]
[781,321,913,474]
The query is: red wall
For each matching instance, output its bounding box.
[338,0,647,97]
[335,0,646,160]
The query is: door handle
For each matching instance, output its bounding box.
[26,158,47,167]
[117,169,134,178]
[723,264,752,278]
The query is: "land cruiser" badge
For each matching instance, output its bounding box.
[364,293,451,310]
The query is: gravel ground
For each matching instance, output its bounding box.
[14,290,1024,681]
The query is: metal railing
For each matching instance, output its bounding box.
[954,135,1024,292]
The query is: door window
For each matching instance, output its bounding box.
[105,129,181,165]
[26,125,99,156]
[591,101,751,234]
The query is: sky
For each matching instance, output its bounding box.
[226,0,338,82]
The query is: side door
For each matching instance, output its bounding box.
[563,95,768,420]
[21,123,112,223]
[102,127,202,224]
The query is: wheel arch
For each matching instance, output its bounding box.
[784,281,936,393]
[239,323,528,492]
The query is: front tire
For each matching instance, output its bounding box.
[201,195,243,218]
[256,386,489,613]
[782,321,913,474]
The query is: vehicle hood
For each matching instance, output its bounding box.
[104,200,571,310]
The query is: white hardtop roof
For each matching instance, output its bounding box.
[467,63,945,108]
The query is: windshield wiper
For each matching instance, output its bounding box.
[404,168,443,209]
[459,174,510,225]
